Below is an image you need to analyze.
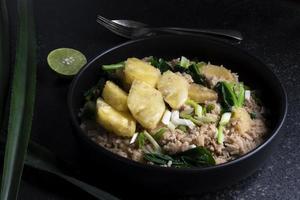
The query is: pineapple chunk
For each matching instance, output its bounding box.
[201,64,236,82]
[232,107,251,134]
[124,58,161,88]
[188,83,218,103]
[102,80,129,112]
[127,80,165,129]
[157,71,189,109]
[96,98,136,137]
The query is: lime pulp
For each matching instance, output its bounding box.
[47,48,87,76]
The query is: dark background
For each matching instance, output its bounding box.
[6,0,300,199]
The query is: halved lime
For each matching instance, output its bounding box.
[47,48,87,76]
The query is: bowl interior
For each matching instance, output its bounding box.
[69,35,287,169]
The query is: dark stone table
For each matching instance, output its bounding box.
[14,0,300,199]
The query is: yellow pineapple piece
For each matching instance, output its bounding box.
[201,64,236,82]
[157,70,189,109]
[124,57,161,88]
[96,98,136,137]
[232,107,251,134]
[188,83,218,103]
[127,80,165,129]
[102,80,128,112]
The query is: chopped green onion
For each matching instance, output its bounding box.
[153,128,167,141]
[179,56,190,68]
[195,115,218,123]
[180,113,202,126]
[219,112,232,126]
[217,126,224,144]
[185,99,202,117]
[102,62,125,70]
[143,131,162,153]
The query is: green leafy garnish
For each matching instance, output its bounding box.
[102,61,125,71]
[149,57,170,72]
[144,147,215,167]
[175,146,216,166]
[137,132,146,149]
[143,153,176,165]
[174,62,206,85]
[84,78,105,101]
[215,81,245,111]
[0,0,37,198]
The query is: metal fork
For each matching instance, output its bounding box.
[96,15,243,41]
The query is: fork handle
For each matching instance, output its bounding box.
[154,27,243,41]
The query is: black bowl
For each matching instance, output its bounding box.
[68,35,287,196]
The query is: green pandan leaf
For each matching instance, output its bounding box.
[0,0,10,130]
[0,0,37,199]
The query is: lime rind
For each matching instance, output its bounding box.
[47,48,87,76]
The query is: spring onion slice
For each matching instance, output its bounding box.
[102,62,124,70]
[130,132,139,144]
[171,110,195,129]
[185,99,202,117]
[161,110,171,125]
[217,126,224,144]
[180,56,190,68]
[143,131,162,153]
[219,112,232,126]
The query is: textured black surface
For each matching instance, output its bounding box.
[13,0,300,199]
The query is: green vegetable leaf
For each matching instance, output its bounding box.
[174,63,206,85]
[0,0,37,199]
[215,81,245,111]
[144,147,215,168]
[149,57,170,72]
[137,132,146,149]
[144,153,174,165]
[84,78,105,101]
[175,146,216,167]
